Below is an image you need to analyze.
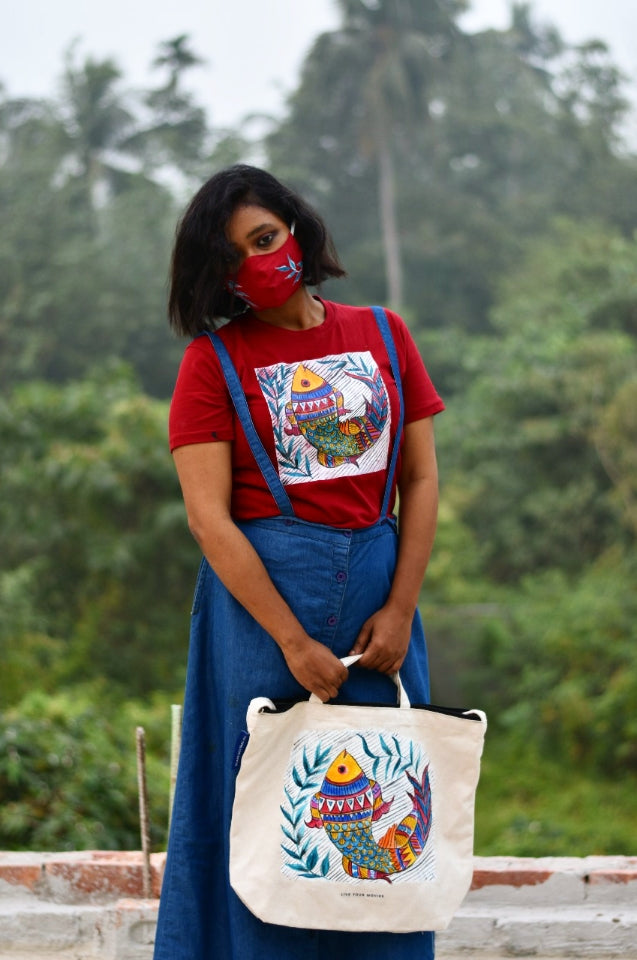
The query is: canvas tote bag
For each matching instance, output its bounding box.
[229,656,487,932]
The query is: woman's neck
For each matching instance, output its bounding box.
[252,287,325,330]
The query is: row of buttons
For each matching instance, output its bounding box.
[328,569,348,625]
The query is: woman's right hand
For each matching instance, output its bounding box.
[283,637,348,702]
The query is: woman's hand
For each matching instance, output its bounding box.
[348,603,413,674]
[283,637,349,701]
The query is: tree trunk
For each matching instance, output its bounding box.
[377,134,403,309]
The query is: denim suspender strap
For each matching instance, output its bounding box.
[370,306,405,519]
[205,332,295,518]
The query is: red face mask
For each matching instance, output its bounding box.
[225,230,304,311]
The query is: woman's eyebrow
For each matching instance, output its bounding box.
[246,222,277,239]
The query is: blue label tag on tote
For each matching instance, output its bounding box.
[232,730,250,771]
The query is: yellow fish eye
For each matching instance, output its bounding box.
[326,749,365,784]
[291,364,327,394]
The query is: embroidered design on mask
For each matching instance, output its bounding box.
[275,255,303,283]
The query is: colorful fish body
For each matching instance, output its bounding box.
[306,750,431,882]
[285,365,388,468]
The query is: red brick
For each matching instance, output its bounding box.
[115,897,160,909]
[588,869,637,885]
[471,867,553,890]
[45,853,165,900]
[0,863,42,892]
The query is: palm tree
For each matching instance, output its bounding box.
[324,0,464,306]
[151,34,204,95]
[60,46,136,206]
[132,35,207,176]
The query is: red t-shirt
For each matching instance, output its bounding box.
[169,300,444,528]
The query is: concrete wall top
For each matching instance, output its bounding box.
[0,852,635,906]
[0,854,636,958]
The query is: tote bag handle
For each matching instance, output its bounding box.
[247,657,411,726]
[308,655,411,708]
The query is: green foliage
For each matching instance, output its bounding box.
[437,221,637,580]
[475,730,637,856]
[497,553,637,772]
[0,366,199,703]
[0,686,173,850]
[427,543,637,777]
[594,379,637,535]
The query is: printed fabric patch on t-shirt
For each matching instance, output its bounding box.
[255,351,392,486]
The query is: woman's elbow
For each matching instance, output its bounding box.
[186,514,206,550]
[185,505,232,555]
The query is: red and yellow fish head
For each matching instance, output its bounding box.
[325,749,365,787]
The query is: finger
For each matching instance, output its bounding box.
[362,646,396,673]
[349,623,372,656]
[315,677,341,702]
[358,649,381,671]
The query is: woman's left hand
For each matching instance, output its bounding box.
[348,603,413,675]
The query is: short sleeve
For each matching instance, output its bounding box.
[386,311,445,423]
[168,336,235,452]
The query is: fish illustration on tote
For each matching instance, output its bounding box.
[284,364,388,468]
[306,749,432,882]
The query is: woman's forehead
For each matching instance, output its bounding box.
[226,203,285,243]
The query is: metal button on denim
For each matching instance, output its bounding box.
[336,571,347,583]
[327,615,338,626]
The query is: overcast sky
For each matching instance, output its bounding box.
[2,0,636,130]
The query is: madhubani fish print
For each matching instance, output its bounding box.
[284,364,388,468]
[306,749,432,883]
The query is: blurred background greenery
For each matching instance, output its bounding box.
[1,1,635,855]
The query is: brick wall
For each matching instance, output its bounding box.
[0,852,635,958]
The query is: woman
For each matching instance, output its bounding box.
[154,165,444,960]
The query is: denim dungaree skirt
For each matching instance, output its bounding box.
[153,308,435,960]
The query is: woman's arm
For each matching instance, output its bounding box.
[173,441,348,701]
[349,416,439,673]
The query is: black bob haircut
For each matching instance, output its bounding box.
[168,164,346,336]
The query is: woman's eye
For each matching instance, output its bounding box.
[256,231,276,249]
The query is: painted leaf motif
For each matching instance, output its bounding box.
[281,844,301,861]
[306,846,319,871]
[358,734,376,760]
[287,862,316,875]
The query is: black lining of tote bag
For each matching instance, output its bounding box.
[262,700,483,720]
